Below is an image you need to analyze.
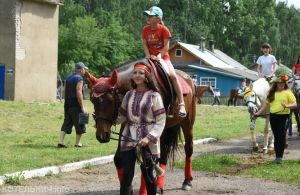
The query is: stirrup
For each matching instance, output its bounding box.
[179,103,186,118]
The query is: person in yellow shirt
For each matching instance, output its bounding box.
[254,66,296,164]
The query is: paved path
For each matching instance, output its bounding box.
[1,133,300,195]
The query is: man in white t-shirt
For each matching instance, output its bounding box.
[256,43,277,78]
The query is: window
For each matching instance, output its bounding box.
[175,49,182,57]
[200,77,216,88]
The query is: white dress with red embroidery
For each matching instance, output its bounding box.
[117,89,166,157]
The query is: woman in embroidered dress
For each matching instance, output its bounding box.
[117,63,166,195]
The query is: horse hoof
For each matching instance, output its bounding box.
[182,179,192,191]
[263,149,268,154]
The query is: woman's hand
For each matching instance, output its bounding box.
[138,137,150,147]
[253,111,260,117]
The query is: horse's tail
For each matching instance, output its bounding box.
[159,124,181,166]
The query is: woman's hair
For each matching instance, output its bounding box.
[267,82,289,102]
[262,43,272,53]
[158,17,164,25]
[130,63,158,92]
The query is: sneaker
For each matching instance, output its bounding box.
[274,158,283,164]
[179,103,187,118]
[74,143,83,147]
[57,143,67,148]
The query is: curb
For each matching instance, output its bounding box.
[0,138,216,186]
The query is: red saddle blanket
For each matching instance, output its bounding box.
[149,60,190,95]
[176,75,190,95]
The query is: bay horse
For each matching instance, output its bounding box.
[227,88,244,106]
[86,58,196,193]
[195,85,214,104]
[243,78,274,153]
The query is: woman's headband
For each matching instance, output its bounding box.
[134,63,151,74]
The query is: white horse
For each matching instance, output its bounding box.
[244,78,274,153]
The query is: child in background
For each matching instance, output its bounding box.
[254,66,296,164]
[292,55,300,77]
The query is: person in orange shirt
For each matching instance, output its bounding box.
[142,6,186,118]
[292,55,300,76]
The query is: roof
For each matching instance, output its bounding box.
[31,0,63,5]
[214,49,248,69]
[188,65,243,79]
[174,42,259,81]
[177,42,232,69]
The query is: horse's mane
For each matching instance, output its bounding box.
[252,78,270,101]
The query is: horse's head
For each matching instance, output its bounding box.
[87,70,121,143]
[209,86,214,95]
[243,84,259,114]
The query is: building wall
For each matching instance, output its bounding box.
[169,45,199,65]
[14,0,58,101]
[0,0,59,101]
[181,67,242,96]
[0,0,17,100]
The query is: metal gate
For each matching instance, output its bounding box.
[0,64,5,99]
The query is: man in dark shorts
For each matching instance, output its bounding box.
[58,62,89,148]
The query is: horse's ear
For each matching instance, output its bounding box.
[110,70,118,86]
[85,71,98,86]
[249,82,253,90]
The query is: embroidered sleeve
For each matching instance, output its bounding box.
[146,92,166,143]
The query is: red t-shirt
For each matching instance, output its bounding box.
[293,64,300,75]
[142,24,171,60]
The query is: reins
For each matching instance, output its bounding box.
[246,90,286,118]
[111,130,138,143]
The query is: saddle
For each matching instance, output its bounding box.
[147,59,175,110]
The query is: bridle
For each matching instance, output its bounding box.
[244,90,258,106]
[92,87,121,126]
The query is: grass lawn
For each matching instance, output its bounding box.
[178,154,300,186]
[0,100,265,175]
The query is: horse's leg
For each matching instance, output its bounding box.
[263,116,270,154]
[250,116,258,151]
[293,108,300,135]
[114,124,124,185]
[114,147,123,184]
[180,119,194,191]
[227,98,231,106]
[234,97,237,106]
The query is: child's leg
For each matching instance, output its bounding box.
[165,61,186,117]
